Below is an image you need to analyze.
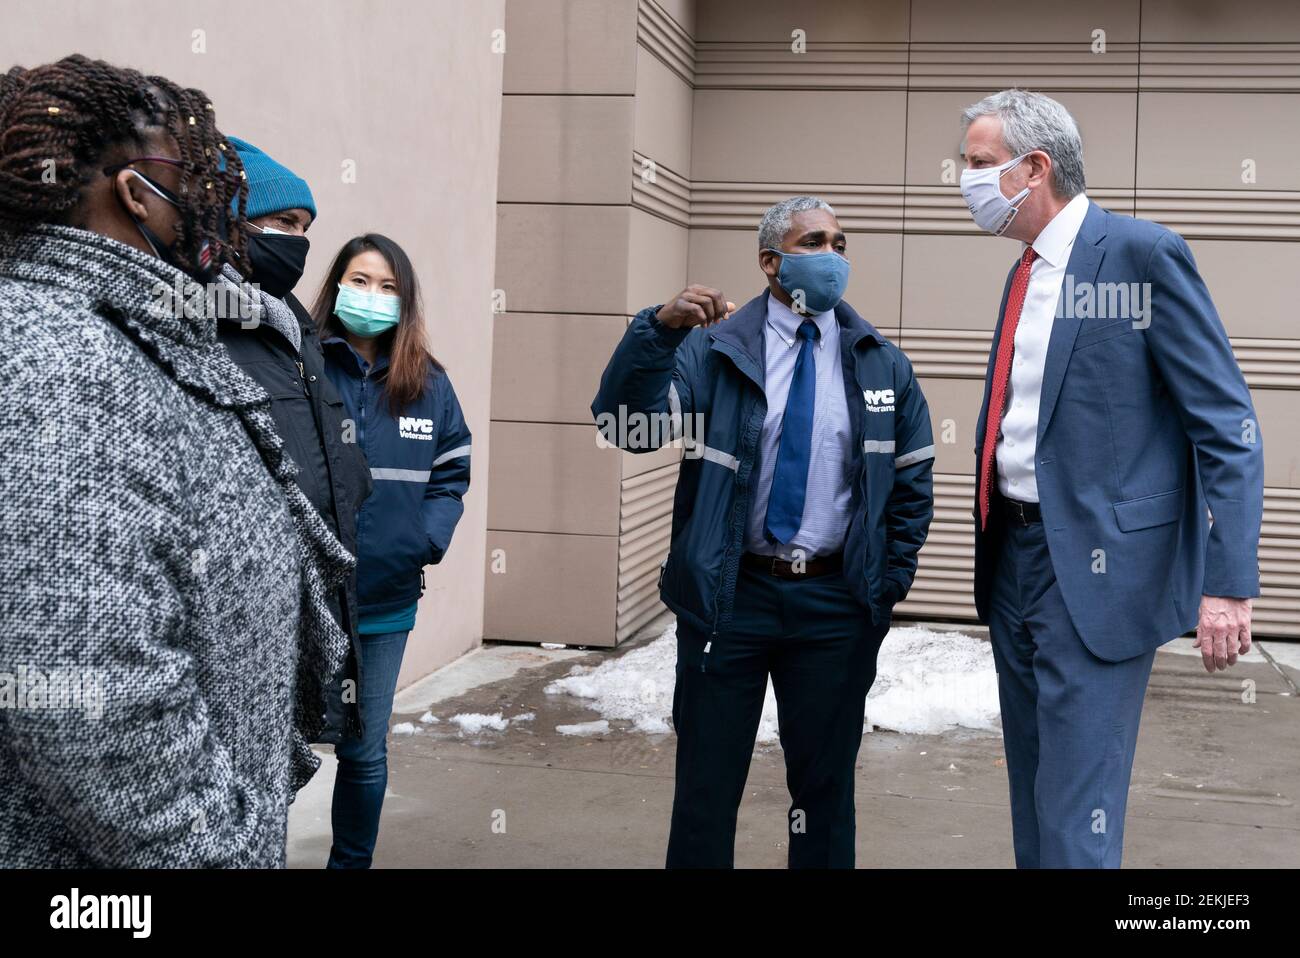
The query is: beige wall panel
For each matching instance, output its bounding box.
[1186,240,1300,339]
[488,422,623,534]
[1137,93,1300,191]
[687,229,903,336]
[503,0,638,95]
[906,91,1137,189]
[695,0,909,42]
[491,313,626,423]
[901,233,1020,332]
[1252,389,1300,489]
[484,531,620,646]
[496,204,630,313]
[1141,1,1300,42]
[910,0,1137,42]
[635,44,695,177]
[916,377,985,476]
[498,95,634,204]
[691,91,907,184]
[628,208,690,314]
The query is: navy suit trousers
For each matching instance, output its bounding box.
[988,518,1156,868]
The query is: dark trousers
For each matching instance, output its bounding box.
[666,564,888,869]
[987,519,1156,868]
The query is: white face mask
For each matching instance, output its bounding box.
[960,152,1031,236]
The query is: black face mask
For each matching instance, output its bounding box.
[245,230,310,298]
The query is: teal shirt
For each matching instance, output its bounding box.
[358,602,418,636]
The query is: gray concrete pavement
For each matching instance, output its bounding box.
[287,618,1300,868]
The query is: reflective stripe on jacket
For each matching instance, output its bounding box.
[592,289,934,635]
[322,338,471,620]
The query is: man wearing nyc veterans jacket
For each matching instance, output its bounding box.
[593,196,935,868]
[960,91,1264,868]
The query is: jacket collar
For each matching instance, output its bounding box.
[0,223,266,410]
[321,334,391,376]
[708,288,887,388]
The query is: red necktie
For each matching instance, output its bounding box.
[978,246,1038,531]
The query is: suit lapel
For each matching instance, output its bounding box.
[1037,200,1108,444]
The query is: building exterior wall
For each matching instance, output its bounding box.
[0,0,506,682]
[5,0,1295,682]
[493,0,1300,641]
[488,0,690,646]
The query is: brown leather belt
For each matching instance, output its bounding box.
[741,551,843,580]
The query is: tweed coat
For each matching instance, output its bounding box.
[0,224,353,867]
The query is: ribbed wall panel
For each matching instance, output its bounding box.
[904,327,1300,389]
[637,0,694,86]
[617,461,677,642]
[613,0,1300,640]
[899,476,1300,636]
[1141,44,1300,92]
[632,177,1300,242]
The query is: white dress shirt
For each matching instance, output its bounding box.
[996,192,1090,502]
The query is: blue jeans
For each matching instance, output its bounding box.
[327,628,410,869]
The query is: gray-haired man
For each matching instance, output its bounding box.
[593,196,935,867]
[961,90,1262,867]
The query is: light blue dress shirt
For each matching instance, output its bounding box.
[744,295,853,559]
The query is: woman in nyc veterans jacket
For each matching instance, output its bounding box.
[313,234,472,869]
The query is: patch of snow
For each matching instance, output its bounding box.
[541,643,567,650]
[545,637,676,734]
[419,711,440,724]
[865,626,1001,734]
[545,622,1001,741]
[511,712,536,723]
[391,722,417,735]
[556,719,609,736]
[449,712,509,734]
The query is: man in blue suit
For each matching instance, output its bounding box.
[959,90,1264,868]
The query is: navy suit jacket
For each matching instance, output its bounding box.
[973,200,1264,662]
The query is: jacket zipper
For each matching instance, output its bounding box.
[354,367,369,572]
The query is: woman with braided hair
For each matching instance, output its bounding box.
[0,54,353,867]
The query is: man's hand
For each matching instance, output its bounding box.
[1193,595,1253,672]
[656,285,736,330]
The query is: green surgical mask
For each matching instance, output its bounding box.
[335,283,400,337]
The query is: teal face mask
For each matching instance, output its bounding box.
[335,283,401,337]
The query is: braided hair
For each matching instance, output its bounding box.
[0,54,246,269]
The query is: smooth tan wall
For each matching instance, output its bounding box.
[1,0,506,683]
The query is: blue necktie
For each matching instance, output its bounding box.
[764,319,819,545]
